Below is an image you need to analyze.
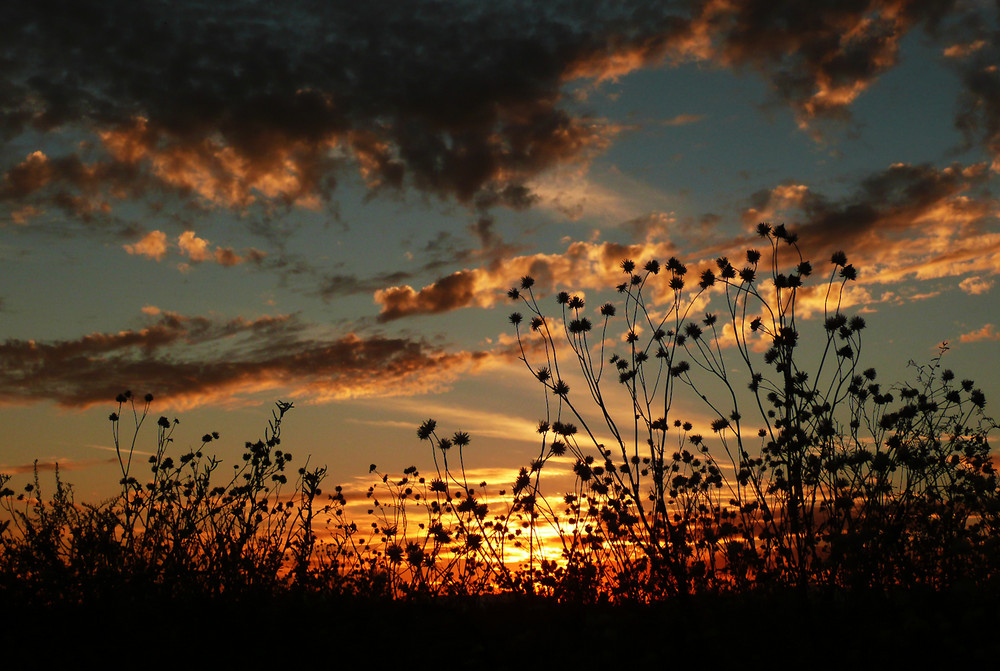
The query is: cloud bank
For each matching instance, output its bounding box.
[0,311,496,409]
[3,0,987,223]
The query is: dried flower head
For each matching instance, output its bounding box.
[417,419,437,440]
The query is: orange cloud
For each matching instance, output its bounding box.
[662,113,705,126]
[10,204,42,225]
[743,163,1000,292]
[742,184,810,225]
[959,324,1000,343]
[374,160,998,326]
[122,229,264,267]
[683,0,928,127]
[214,247,245,267]
[177,230,211,262]
[99,118,328,210]
[0,311,501,410]
[5,1,986,226]
[2,151,52,196]
[959,276,995,295]
[374,237,683,321]
[944,40,987,59]
[123,230,169,261]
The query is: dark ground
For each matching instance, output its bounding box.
[2,587,997,666]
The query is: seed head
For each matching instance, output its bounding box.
[417,419,437,440]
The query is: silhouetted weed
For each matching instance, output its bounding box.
[1,226,998,661]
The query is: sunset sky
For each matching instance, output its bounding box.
[2,1,999,501]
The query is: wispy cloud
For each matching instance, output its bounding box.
[0,311,505,409]
[959,323,1000,343]
[374,160,1000,322]
[0,457,117,476]
[373,235,683,321]
[662,113,704,126]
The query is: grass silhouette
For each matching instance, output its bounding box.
[1,224,998,662]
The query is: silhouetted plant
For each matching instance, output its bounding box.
[0,394,331,603]
[2,226,997,608]
[504,223,998,598]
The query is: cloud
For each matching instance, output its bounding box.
[743,162,1000,288]
[0,1,699,216]
[374,159,1000,322]
[375,272,485,322]
[528,167,678,223]
[123,230,168,261]
[373,236,682,321]
[177,230,211,262]
[10,204,42,225]
[122,229,264,267]
[0,311,499,409]
[942,4,1000,167]
[943,40,987,59]
[959,276,994,295]
[0,149,139,221]
[6,0,972,227]
[662,113,705,126]
[680,0,956,128]
[213,246,265,267]
[0,458,116,476]
[959,323,1000,343]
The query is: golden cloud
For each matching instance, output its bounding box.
[123,230,169,261]
[959,324,1000,343]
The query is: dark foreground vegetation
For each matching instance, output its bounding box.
[2,226,998,662]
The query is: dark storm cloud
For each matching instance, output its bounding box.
[1,0,686,212]
[0,310,492,408]
[944,6,1000,165]
[687,0,958,123]
[2,0,987,224]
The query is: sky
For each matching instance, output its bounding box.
[2,0,999,502]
